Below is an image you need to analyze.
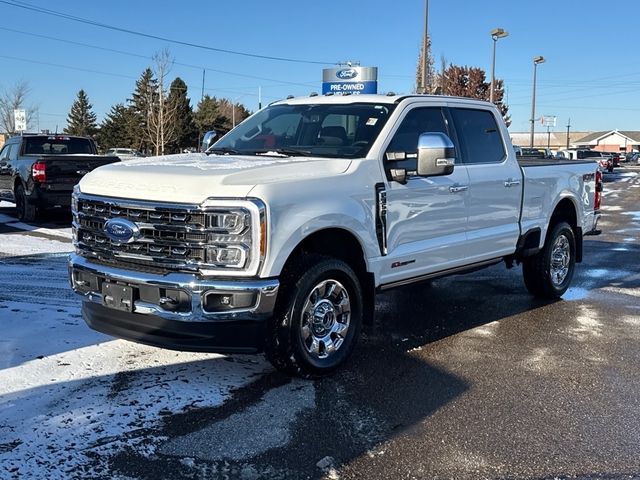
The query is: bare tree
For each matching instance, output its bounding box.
[415,36,436,94]
[0,81,34,134]
[146,49,179,155]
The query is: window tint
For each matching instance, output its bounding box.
[23,136,94,155]
[386,107,448,155]
[450,108,505,164]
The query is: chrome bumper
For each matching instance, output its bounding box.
[68,254,279,322]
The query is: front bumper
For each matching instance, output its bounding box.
[68,254,279,353]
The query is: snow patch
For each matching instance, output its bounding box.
[0,233,72,256]
[562,287,590,301]
[0,255,269,478]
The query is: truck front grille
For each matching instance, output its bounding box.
[72,195,249,273]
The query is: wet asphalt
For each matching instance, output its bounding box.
[2,167,639,479]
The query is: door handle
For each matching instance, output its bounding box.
[504,179,521,188]
[449,185,469,193]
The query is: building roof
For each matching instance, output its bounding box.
[574,130,640,145]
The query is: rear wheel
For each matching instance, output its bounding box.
[522,221,576,299]
[15,184,38,223]
[266,254,362,377]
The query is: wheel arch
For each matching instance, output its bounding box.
[548,196,582,263]
[279,227,376,325]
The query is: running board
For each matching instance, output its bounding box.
[379,258,503,291]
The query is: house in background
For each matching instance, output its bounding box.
[572,130,640,153]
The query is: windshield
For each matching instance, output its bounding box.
[211,102,396,159]
[23,136,94,155]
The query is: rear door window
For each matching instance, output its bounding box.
[450,108,505,164]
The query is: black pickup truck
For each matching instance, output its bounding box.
[0,134,119,222]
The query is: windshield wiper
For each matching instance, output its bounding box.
[253,148,310,157]
[206,147,240,155]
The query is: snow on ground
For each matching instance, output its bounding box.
[0,233,73,256]
[0,239,270,478]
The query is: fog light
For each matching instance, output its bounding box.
[203,291,257,312]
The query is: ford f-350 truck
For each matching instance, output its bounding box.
[68,95,602,376]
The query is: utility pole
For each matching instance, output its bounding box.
[419,0,429,94]
[201,69,205,101]
[566,118,571,149]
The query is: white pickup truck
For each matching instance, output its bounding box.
[69,95,602,376]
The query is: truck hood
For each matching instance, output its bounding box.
[78,153,353,204]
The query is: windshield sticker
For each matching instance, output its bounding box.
[366,118,378,126]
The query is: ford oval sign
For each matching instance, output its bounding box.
[336,68,358,80]
[103,218,140,244]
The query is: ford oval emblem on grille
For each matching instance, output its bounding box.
[336,68,358,80]
[103,218,140,244]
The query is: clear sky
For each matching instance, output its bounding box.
[0,0,637,135]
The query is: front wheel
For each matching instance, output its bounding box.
[522,221,576,299]
[266,255,363,377]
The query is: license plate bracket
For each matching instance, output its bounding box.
[102,282,134,313]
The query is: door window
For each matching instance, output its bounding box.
[386,107,449,158]
[450,108,505,164]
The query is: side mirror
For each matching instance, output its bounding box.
[201,130,217,152]
[417,132,456,176]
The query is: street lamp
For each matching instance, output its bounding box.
[529,55,545,148]
[490,28,508,104]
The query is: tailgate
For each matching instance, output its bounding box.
[40,155,120,190]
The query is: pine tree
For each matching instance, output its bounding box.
[128,68,158,153]
[166,77,197,153]
[97,104,133,151]
[64,89,98,137]
[195,95,250,137]
[195,95,220,133]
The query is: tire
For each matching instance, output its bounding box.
[15,184,38,223]
[522,221,576,299]
[266,254,363,377]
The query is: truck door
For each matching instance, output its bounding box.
[448,106,522,262]
[380,106,470,285]
[0,143,13,195]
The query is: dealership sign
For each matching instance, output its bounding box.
[322,67,378,95]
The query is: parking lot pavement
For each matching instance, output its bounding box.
[0,167,639,479]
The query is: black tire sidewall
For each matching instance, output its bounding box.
[283,259,362,374]
[15,185,26,221]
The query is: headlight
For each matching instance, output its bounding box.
[199,198,266,277]
[206,245,248,267]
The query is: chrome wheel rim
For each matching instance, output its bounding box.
[300,279,351,360]
[550,234,570,286]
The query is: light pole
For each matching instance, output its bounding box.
[529,55,545,148]
[490,28,508,104]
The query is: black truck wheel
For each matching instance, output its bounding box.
[522,221,576,299]
[15,184,38,223]
[266,254,363,377]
